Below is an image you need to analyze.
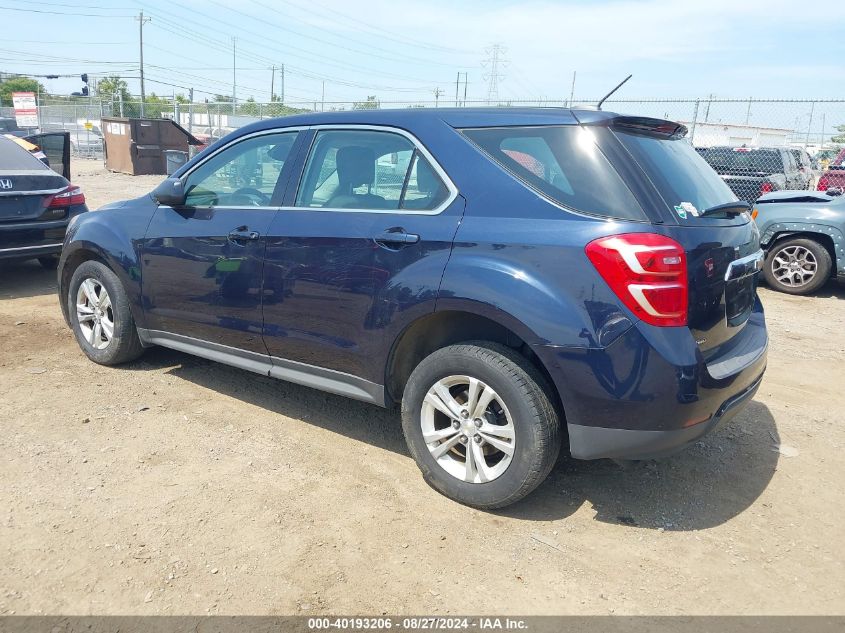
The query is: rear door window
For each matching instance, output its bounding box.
[295,129,450,211]
[461,126,647,221]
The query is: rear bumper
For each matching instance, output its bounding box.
[566,371,763,460]
[0,208,85,259]
[534,304,768,461]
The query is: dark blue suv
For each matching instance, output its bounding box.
[58,108,768,509]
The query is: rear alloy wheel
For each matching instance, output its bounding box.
[68,260,144,365]
[763,237,832,295]
[401,342,560,509]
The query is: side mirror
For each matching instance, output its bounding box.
[152,178,186,207]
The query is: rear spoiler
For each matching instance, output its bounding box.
[611,116,688,140]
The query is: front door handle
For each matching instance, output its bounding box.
[228,226,260,243]
[374,229,420,247]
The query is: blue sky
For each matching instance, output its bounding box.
[1,0,843,105]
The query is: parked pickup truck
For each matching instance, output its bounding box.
[699,146,805,203]
[817,147,845,193]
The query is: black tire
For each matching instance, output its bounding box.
[763,237,832,295]
[401,342,560,510]
[38,256,59,270]
[67,260,144,365]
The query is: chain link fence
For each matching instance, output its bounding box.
[3,98,843,196]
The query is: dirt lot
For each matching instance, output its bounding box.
[0,160,843,615]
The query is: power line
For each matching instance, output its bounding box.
[139,3,446,85]
[244,0,465,68]
[276,0,475,55]
[0,4,133,17]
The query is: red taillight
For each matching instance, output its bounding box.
[585,233,688,327]
[45,185,85,209]
[817,174,830,191]
[759,182,773,195]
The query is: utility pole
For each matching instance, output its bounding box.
[232,36,237,114]
[483,44,507,105]
[463,73,468,107]
[280,63,285,106]
[188,87,194,136]
[270,65,275,101]
[434,87,443,107]
[321,81,325,111]
[455,72,460,107]
[136,10,150,117]
[568,70,576,107]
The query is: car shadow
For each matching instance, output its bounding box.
[0,259,59,300]
[499,400,779,529]
[128,347,778,531]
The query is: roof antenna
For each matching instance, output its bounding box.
[596,74,632,110]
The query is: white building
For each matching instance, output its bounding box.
[681,121,793,148]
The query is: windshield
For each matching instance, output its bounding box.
[615,130,739,218]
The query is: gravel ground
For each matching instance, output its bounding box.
[0,161,843,615]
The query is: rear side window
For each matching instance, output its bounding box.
[616,131,738,216]
[461,126,646,221]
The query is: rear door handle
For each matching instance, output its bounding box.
[228,226,260,243]
[374,229,420,247]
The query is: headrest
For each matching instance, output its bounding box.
[336,146,375,187]
[268,140,293,162]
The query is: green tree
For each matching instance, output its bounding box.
[0,76,46,107]
[96,75,130,103]
[831,124,845,145]
[352,95,380,110]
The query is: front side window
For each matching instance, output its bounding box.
[295,129,449,211]
[462,125,646,221]
[183,131,297,207]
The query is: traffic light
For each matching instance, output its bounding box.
[81,73,88,84]
[81,86,89,97]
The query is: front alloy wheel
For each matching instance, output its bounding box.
[68,260,144,365]
[76,278,114,350]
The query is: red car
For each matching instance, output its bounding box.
[818,148,845,192]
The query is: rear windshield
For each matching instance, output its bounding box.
[616,131,739,217]
[461,125,647,221]
[699,147,783,174]
[0,137,50,171]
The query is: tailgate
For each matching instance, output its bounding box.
[610,123,764,356]
[671,219,763,354]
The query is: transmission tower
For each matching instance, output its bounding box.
[482,44,507,104]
